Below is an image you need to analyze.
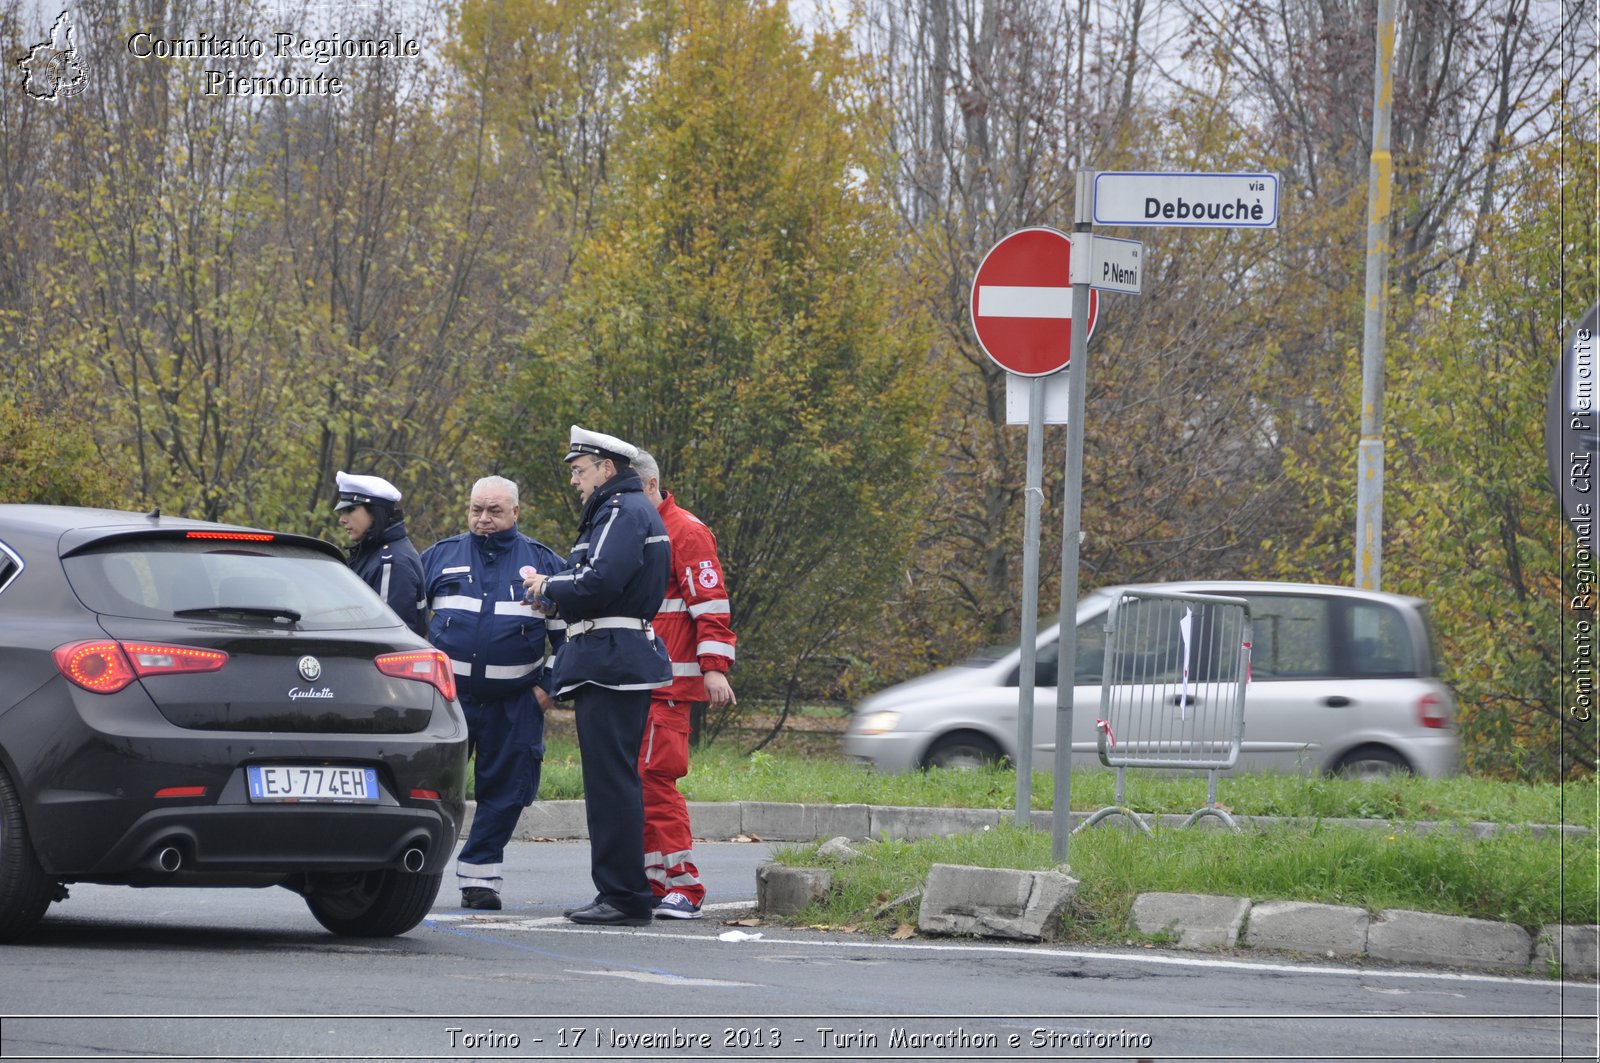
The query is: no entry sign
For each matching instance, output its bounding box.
[971,227,1099,376]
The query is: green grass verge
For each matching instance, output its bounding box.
[522,737,1595,944]
[771,820,1598,939]
[532,737,1594,829]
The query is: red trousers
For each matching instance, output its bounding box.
[638,699,704,904]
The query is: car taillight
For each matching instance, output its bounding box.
[54,641,135,692]
[53,640,228,694]
[1417,693,1450,729]
[375,649,457,703]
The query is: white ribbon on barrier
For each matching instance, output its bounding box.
[1178,606,1193,720]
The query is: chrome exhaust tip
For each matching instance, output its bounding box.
[401,848,426,873]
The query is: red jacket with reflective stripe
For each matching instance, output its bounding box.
[651,492,736,702]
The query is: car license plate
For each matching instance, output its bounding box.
[247,765,379,803]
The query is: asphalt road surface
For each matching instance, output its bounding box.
[1,840,1592,1062]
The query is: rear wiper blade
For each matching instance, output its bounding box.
[173,605,303,623]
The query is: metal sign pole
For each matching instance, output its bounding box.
[1053,172,1095,865]
[972,225,1099,834]
[1355,0,1397,591]
[1013,376,1045,823]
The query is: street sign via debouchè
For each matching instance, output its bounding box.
[1091,171,1279,228]
[970,227,1099,376]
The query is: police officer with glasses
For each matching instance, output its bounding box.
[522,427,671,926]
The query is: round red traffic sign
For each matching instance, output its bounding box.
[970,227,1099,376]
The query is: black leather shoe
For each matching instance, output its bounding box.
[461,887,502,911]
[565,901,650,926]
[563,897,602,918]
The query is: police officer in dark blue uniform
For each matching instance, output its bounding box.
[421,474,565,910]
[522,427,672,926]
[334,470,426,639]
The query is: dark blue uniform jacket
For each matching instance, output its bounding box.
[347,518,426,639]
[544,468,673,696]
[420,528,565,702]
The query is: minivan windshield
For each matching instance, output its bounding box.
[64,539,396,631]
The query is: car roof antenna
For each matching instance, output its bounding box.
[147,507,161,520]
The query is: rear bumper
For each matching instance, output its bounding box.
[83,801,461,884]
[31,745,467,880]
[5,676,468,879]
[21,731,467,880]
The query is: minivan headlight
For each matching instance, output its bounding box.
[851,710,901,735]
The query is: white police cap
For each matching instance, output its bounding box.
[565,425,639,464]
[334,470,402,511]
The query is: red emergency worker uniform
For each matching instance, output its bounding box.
[639,492,736,909]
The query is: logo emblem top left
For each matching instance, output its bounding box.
[19,11,89,101]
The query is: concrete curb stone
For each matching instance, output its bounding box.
[871,805,1003,840]
[743,801,872,841]
[1129,891,1251,948]
[1534,924,1599,977]
[686,801,744,840]
[754,862,831,916]
[1242,900,1369,958]
[916,863,1079,942]
[1367,909,1534,972]
[510,800,586,839]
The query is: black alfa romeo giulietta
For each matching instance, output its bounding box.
[0,505,467,941]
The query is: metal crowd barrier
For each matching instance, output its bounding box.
[1075,589,1252,836]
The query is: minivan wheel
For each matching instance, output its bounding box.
[302,869,443,937]
[0,767,58,943]
[922,732,1008,771]
[1333,746,1411,780]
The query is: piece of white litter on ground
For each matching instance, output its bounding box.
[718,930,763,942]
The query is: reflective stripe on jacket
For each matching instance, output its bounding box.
[650,492,735,702]
[544,468,673,696]
[347,518,426,639]
[420,528,565,701]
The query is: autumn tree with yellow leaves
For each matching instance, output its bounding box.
[497,0,944,738]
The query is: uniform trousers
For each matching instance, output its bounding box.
[640,699,704,905]
[573,683,654,918]
[456,688,544,892]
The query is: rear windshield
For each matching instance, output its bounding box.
[63,539,395,631]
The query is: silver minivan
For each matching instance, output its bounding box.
[843,582,1459,778]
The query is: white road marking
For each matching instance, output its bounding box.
[576,969,760,988]
[450,917,1565,988]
